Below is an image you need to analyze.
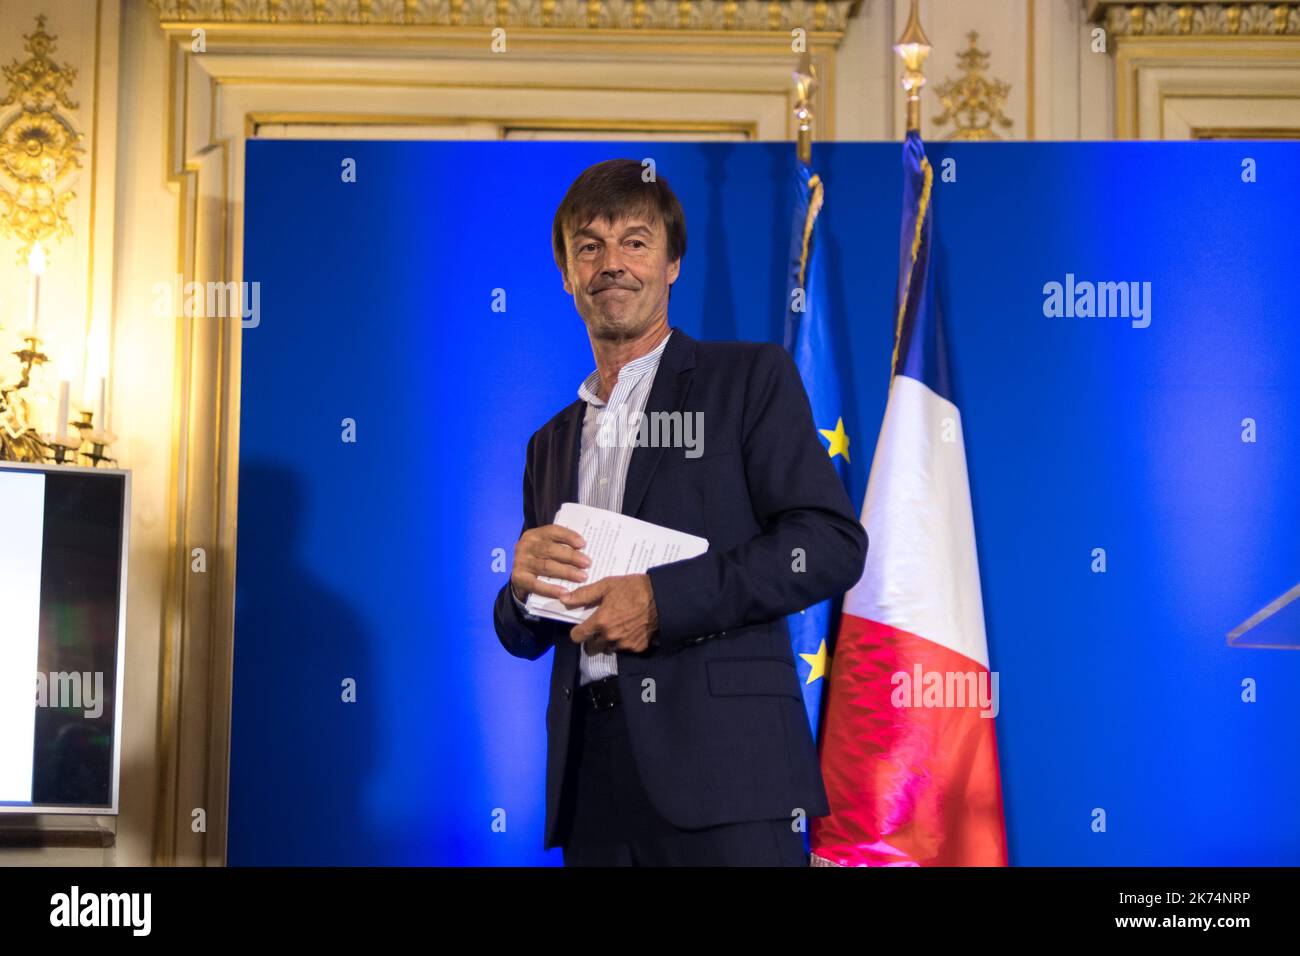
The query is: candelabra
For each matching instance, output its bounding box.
[0,334,117,467]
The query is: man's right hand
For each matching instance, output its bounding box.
[510,524,591,603]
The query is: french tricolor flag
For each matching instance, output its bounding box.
[811,133,1009,867]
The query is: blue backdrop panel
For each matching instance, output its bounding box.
[231,140,1300,866]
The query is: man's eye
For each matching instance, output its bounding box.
[628,240,645,249]
[580,243,597,253]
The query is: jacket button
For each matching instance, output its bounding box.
[562,687,571,700]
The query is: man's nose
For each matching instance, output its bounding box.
[600,244,626,274]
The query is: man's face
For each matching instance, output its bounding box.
[560,213,680,341]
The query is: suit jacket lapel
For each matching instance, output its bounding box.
[621,327,696,520]
[550,400,585,520]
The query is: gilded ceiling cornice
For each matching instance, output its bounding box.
[148,0,864,33]
[1087,2,1300,35]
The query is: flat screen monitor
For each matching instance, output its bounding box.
[0,462,129,815]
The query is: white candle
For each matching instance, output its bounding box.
[55,380,69,440]
[96,377,107,432]
[27,242,46,337]
[28,274,40,336]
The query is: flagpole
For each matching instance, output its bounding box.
[893,0,932,135]
[793,52,816,165]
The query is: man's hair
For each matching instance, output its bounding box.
[552,159,687,272]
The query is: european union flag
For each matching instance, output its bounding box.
[783,156,851,740]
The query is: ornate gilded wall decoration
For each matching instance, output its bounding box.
[147,0,859,31]
[0,16,83,262]
[932,31,1013,141]
[1097,2,1300,36]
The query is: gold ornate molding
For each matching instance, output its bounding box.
[148,0,862,32]
[932,31,1012,141]
[0,16,83,261]
[1089,2,1300,36]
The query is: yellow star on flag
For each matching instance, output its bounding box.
[819,417,850,462]
[799,639,828,685]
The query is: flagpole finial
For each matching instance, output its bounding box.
[793,51,817,165]
[893,0,931,135]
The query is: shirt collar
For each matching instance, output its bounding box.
[577,330,673,407]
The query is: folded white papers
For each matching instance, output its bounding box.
[525,502,709,624]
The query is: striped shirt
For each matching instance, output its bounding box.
[575,330,672,685]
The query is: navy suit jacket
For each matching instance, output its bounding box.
[493,326,868,850]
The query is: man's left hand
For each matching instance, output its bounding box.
[562,573,658,655]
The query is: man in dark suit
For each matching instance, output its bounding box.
[493,159,867,866]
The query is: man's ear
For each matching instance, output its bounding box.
[558,261,574,296]
[667,257,681,286]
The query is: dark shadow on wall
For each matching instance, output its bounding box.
[228,461,379,865]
